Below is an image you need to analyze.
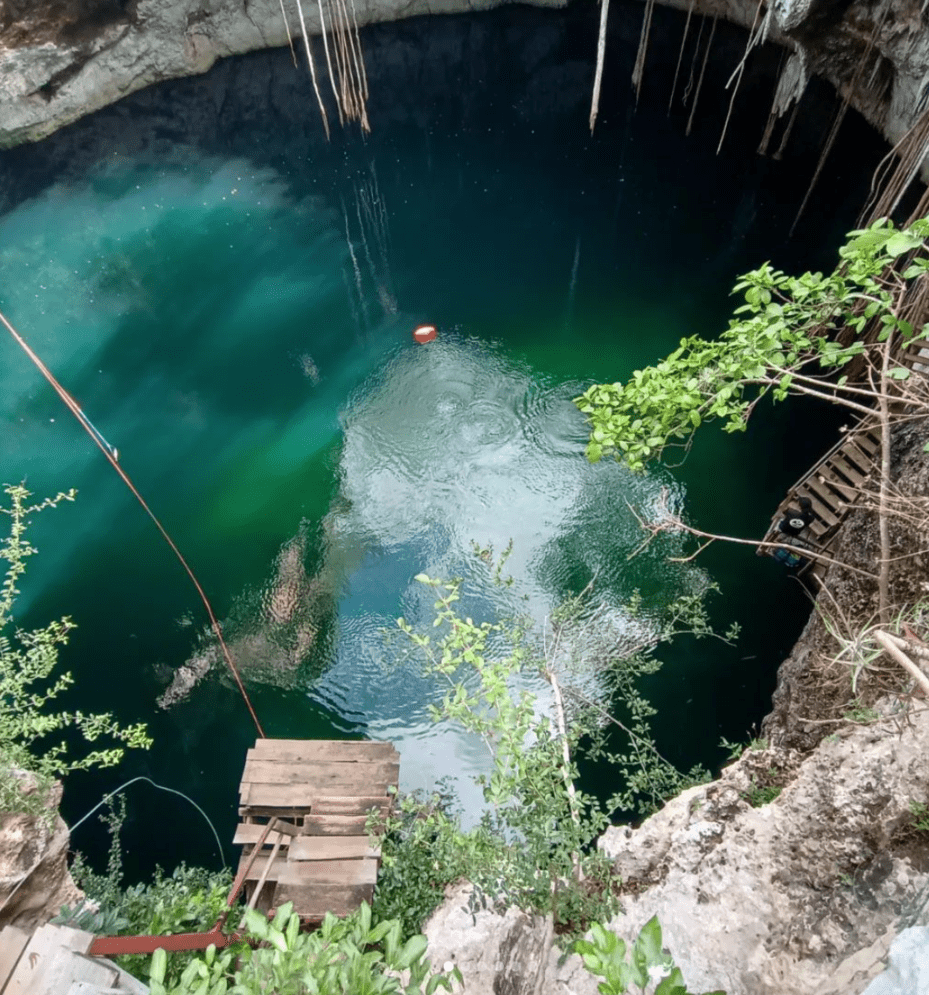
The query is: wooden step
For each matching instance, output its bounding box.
[272,882,374,919]
[241,761,399,794]
[242,855,379,886]
[241,782,394,813]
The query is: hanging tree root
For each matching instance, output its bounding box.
[631,0,656,105]
[589,0,611,133]
[686,15,716,137]
[293,0,331,139]
[717,0,766,154]
[681,14,705,108]
[667,0,695,115]
[861,106,929,226]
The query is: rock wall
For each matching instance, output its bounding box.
[422,703,929,995]
[0,773,82,931]
[0,0,927,186]
[0,0,565,148]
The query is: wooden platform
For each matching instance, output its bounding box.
[234,739,399,921]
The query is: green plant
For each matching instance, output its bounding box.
[843,703,880,723]
[148,901,461,995]
[910,800,929,832]
[573,217,929,472]
[60,793,235,987]
[718,736,767,761]
[0,483,151,819]
[382,558,719,942]
[574,917,724,994]
[741,776,781,808]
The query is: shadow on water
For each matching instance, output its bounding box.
[0,1,893,874]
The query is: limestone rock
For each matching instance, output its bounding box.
[860,927,929,995]
[598,704,929,995]
[0,773,82,930]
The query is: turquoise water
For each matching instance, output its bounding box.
[0,4,887,875]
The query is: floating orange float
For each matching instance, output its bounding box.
[413,324,437,343]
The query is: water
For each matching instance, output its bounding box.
[0,4,889,878]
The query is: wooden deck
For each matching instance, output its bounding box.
[234,739,399,921]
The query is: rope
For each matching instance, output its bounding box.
[0,308,266,739]
[68,775,228,870]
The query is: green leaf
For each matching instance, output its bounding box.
[654,967,687,995]
[394,934,428,970]
[886,367,911,380]
[634,915,663,967]
[150,947,167,984]
[886,231,923,257]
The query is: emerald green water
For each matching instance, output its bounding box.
[0,4,888,875]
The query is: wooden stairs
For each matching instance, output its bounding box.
[0,923,148,995]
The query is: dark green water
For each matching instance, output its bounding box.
[0,3,888,877]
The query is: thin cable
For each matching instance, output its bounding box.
[68,776,227,870]
[0,308,265,739]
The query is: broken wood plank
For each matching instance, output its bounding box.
[312,796,392,817]
[288,836,380,861]
[301,814,372,836]
[241,779,396,810]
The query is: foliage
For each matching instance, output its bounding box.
[380,560,719,941]
[371,787,505,939]
[573,218,929,470]
[0,483,152,818]
[147,900,461,995]
[574,917,725,994]
[718,736,767,761]
[741,778,781,808]
[60,794,235,988]
[910,800,929,833]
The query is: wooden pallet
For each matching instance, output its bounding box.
[0,924,147,995]
[234,739,399,921]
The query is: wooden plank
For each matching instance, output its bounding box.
[803,478,842,516]
[237,852,288,884]
[289,836,380,861]
[312,796,392,817]
[836,442,874,475]
[273,883,374,919]
[0,926,31,992]
[233,824,295,847]
[302,814,372,836]
[852,432,880,456]
[259,858,378,886]
[242,760,399,787]
[249,741,398,763]
[825,453,868,487]
[241,781,396,810]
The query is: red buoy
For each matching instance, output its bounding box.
[413,324,437,343]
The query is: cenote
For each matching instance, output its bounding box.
[0,1,891,880]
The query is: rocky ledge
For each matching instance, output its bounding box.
[0,0,927,184]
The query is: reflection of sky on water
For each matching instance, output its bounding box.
[307,333,704,818]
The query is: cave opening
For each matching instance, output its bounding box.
[0,0,898,878]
